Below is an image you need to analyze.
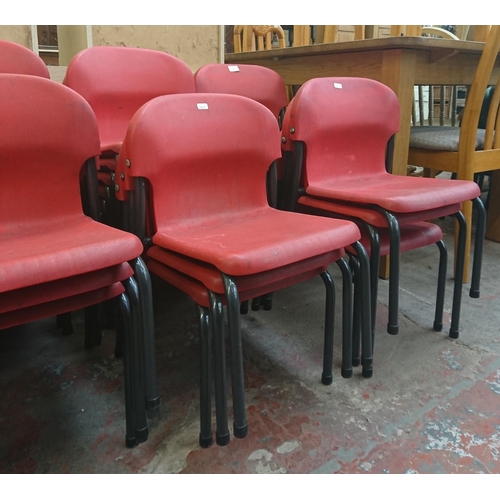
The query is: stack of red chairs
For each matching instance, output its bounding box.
[0,74,158,448]
[281,77,485,350]
[63,46,196,226]
[114,92,373,447]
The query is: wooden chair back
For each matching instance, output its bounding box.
[233,25,286,52]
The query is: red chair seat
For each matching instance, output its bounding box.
[298,196,463,228]
[153,209,359,276]
[0,263,133,313]
[305,173,480,214]
[147,246,344,295]
[0,217,142,293]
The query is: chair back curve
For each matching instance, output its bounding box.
[0,74,101,221]
[284,77,400,185]
[194,63,288,121]
[63,46,195,151]
[115,93,282,220]
[0,39,50,78]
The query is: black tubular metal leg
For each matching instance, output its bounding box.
[433,240,447,332]
[131,257,160,418]
[335,259,353,379]
[221,274,248,440]
[208,290,230,446]
[118,292,138,448]
[365,223,380,338]
[470,196,486,299]
[84,304,102,348]
[319,270,335,385]
[349,256,361,368]
[196,304,213,448]
[122,276,148,444]
[377,209,400,335]
[57,312,73,336]
[351,241,373,378]
[450,211,467,339]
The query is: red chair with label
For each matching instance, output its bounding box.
[64,45,195,225]
[115,92,372,446]
[0,74,157,448]
[281,77,485,343]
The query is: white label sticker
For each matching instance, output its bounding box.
[197,103,209,110]
[228,65,240,72]
[334,83,343,89]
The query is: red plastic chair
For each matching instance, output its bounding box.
[63,46,196,225]
[195,62,288,208]
[0,39,50,78]
[115,92,372,446]
[194,63,289,309]
[0,74,157,448]
[281,77,486,340]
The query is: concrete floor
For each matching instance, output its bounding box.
[1,214,500,474]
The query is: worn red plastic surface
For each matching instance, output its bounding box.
[283,77,480,212]
[64,46,195,154]
[194,63,288,120]
[0,75,142,298]
[116,92,361,275]
[0,40,50,78]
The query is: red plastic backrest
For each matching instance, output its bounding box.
[64,46,196,151]
[0,40,50,78]
[284,77,400,185]
[194,64,288,120]
[0,74,101,222]
[116,93,281,224]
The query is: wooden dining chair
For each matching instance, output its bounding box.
[411,26,461,129]
[408,25,500,277]
[233,25,286,52]
[315,26,365,43]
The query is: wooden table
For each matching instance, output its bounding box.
[225,36,499,177]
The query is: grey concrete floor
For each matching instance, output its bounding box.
[1,212,500,474]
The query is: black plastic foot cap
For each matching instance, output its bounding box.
[341,367,353,379]
[234,424,248,439]
[352,357,361,367]
[146,397,160,412]
[136,426,149,444]
[449,330,459,339]
[126,437,139,449]
[433,321,443,332]
[199,434,213,448]
[387,324,399,335]
[362,362,373,378]
[470,289,480,299]
[321,373,333,385]
[216,432,230,446]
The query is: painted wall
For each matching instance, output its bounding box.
[1,25,221,72]
[0,25,32,47]
[91,26,220,71]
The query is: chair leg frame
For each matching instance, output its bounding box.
[221,274,248,440]
[208,290,231,446]
[349,241,373,378]
[433,239,447,332]
[119,276,149,448]
[197,304,213,448]
[131,257,160,418]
